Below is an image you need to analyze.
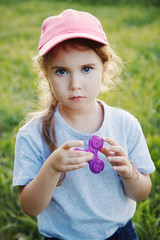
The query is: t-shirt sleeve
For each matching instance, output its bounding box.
[12,125,44,186]
[127,118,155,174]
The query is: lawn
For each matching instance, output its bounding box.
[0,0,160,239]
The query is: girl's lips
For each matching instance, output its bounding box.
[69,96,85,102]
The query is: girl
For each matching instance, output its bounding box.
[13,9,155,240]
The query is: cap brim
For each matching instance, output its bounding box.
[39,33,109,56]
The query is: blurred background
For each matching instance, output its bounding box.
[0,0,160,239]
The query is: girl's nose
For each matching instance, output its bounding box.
[69,73,82,90]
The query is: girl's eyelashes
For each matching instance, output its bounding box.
[56,69,67,76]
[54,66,93,76]
[82,66,92,73]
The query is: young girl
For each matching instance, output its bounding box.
[13,9,155,240]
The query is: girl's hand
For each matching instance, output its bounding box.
[100,137,133,179]
[47,140,94,173]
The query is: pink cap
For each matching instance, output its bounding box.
[38,9,109,56]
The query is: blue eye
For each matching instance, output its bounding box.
[82,67,92,73]
[56,69,67,76]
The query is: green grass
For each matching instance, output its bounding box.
[0,1,160,239]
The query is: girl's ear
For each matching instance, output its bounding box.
[103,62,108,74]
[44,73,48,80]
[102,62,108,82]
[40,66,45,72]
[40,66,48,80]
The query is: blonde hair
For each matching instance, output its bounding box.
[30,39,123,185]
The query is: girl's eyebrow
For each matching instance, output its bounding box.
[81,63,97,67]
[50,65,66,69]
[50,63,98,70]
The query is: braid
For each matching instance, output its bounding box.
[42,97,66,186]
[42,101,58,153]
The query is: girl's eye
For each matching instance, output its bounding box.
[56,69,67,76]
[82,67,92,73]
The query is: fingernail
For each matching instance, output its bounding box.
[102,137,107,141]
[89,154,94,159]
[113,166,117,171]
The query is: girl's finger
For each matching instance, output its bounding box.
[100,145,125,157]
[112,165,133,179]
[67,155,94,165]
[112,165,128,173]
[105,145,124,155]
[102,137,126,155]
[102,137,119,146]
[65,162,87,172]
[99,147,115,156]
[71,149,94,158]
[62,140,84,150]
[107,156,127,164]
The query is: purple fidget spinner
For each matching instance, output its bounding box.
[75,135,104,174]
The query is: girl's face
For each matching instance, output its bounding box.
[46,44,106,114]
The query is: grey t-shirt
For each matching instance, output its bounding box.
[13,100,155,239]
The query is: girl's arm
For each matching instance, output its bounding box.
[18,140,93,217]
[100,137,152,202]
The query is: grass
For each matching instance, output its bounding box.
[0,0,160,239]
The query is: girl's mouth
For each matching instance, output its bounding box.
[69,96,85,102]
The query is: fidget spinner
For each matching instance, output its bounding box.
[75,135,104,174]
